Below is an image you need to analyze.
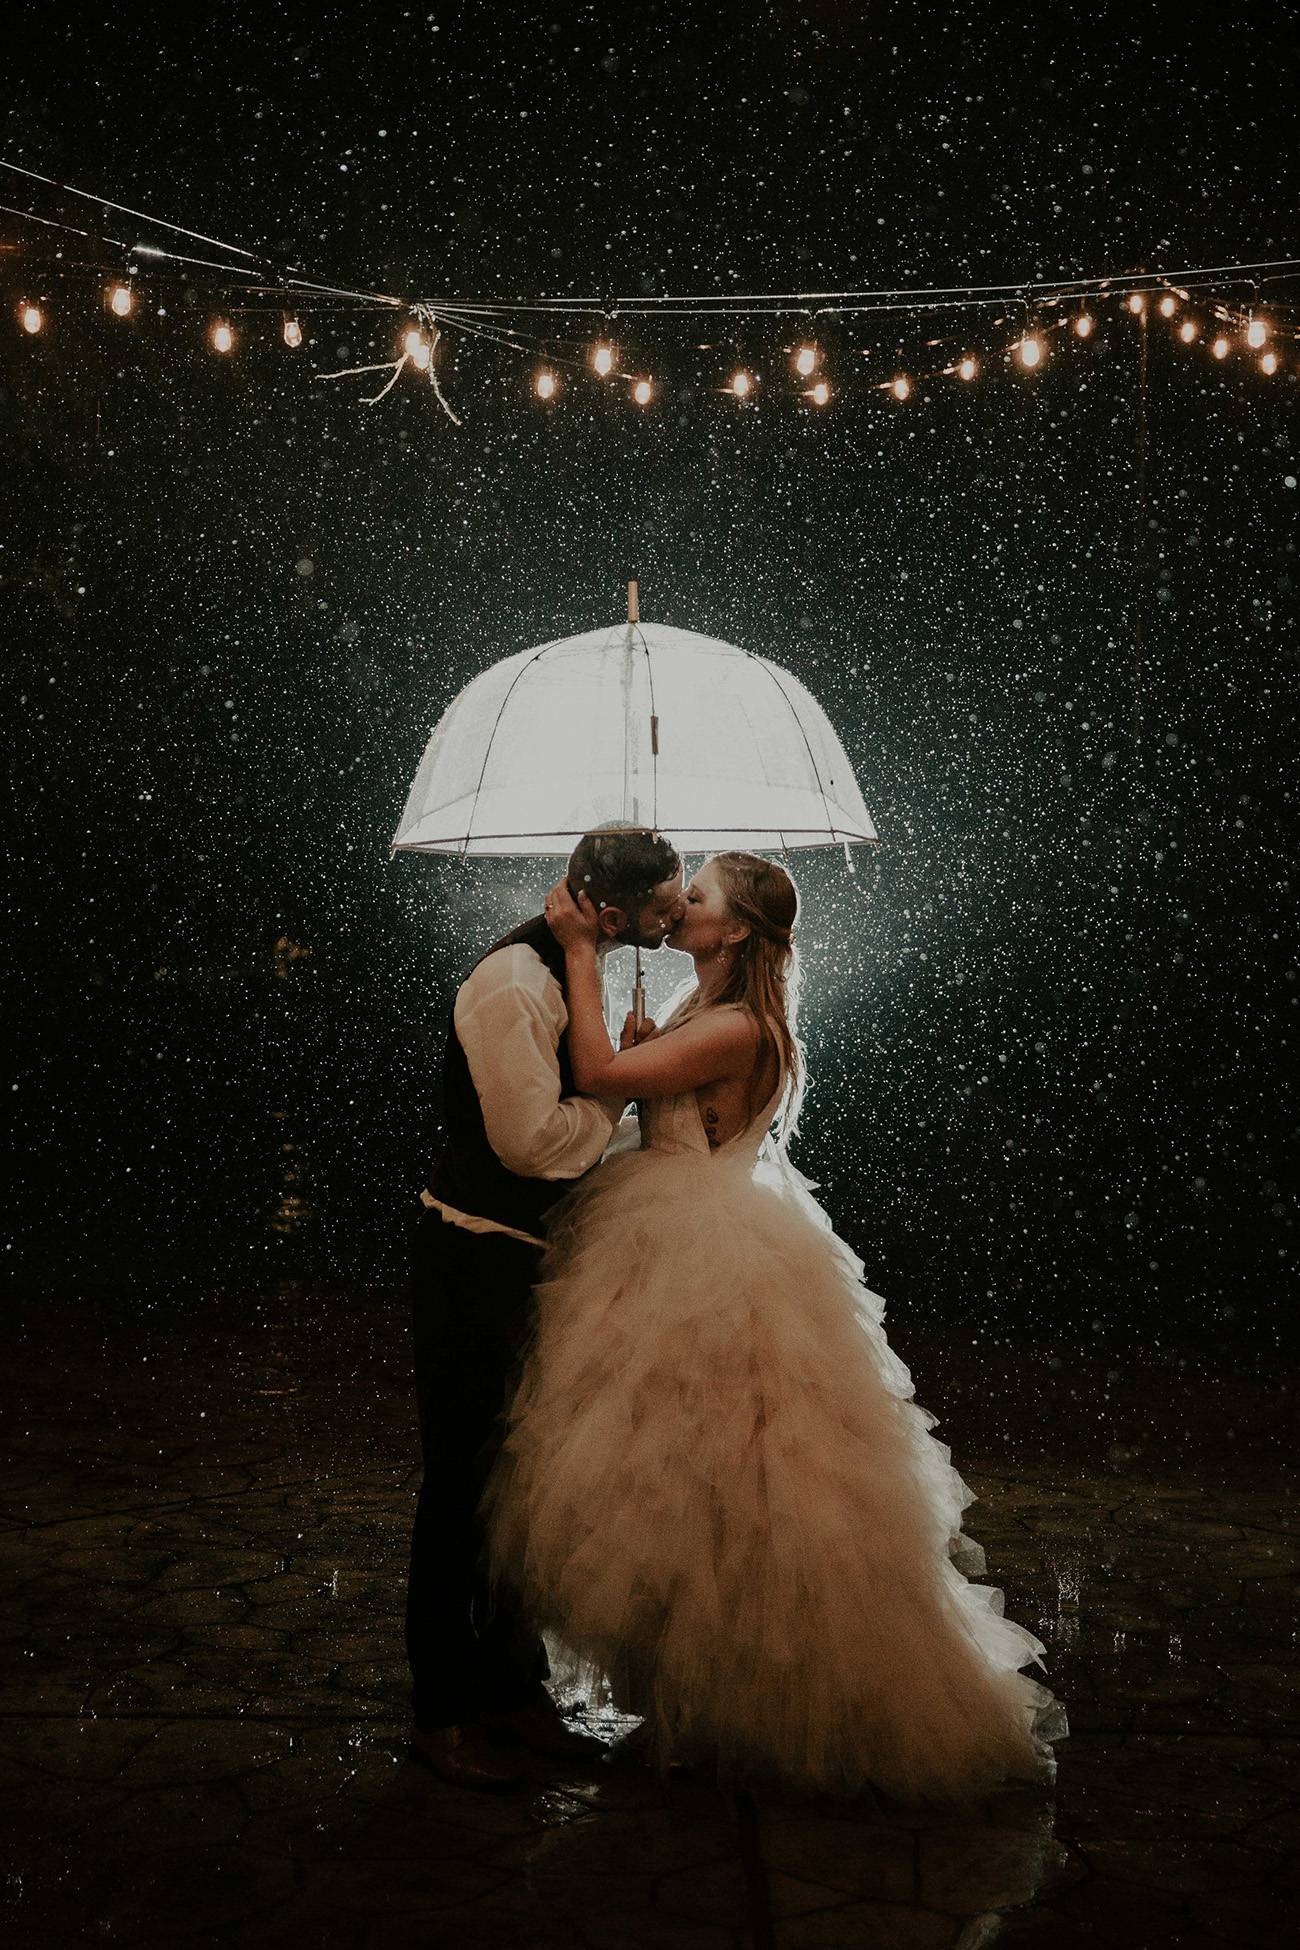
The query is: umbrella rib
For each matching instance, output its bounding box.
[458,637,567,856]
[630,622,659,835]
[743,653,842,843]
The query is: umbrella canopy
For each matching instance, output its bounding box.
[392,616,877,857]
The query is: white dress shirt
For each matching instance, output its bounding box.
[423,940,623,1245]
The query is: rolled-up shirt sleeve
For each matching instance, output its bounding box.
[453,945,621,1179]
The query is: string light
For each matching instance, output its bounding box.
[401,325,431,370]
[12,232,1296,413]
[3,169,1295,421]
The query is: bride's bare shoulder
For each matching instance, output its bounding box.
[673,999,760,1034]
[705,1003,765,1059]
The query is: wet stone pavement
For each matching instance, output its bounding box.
[1,1282,1296,1948]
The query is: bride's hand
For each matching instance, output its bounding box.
[620,1013,658,1050]
[544,877,601,949]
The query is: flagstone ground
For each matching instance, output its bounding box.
[2,1281,1295,1947]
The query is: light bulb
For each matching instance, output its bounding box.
[633,378,652,404]
[731,371,751,397]
[811,380,830,405]
[403,328,424,357]
[1212,336,1229,359]
[536,371,556,398]
[958,356,977,380]
[593,344,613,375]
[410,341,431,370]
[1075,313,1094,337]
[1179,320,1197,343]
[211,321,233,353]
[891,377,909,400]
[283,318,303,348]
[1019,336,1042,368]
[1246,317,1267,348]
[795,346,817,376]
[1159,295,1176,317]
[1128,293,1146,314]
[1261,351,1278,375]
[109,284,132,317]
[20,304,42,335]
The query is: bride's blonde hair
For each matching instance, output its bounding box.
[677,852,805,1136]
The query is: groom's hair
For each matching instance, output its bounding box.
[566,823,680,915]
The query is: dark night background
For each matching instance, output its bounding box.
[3,3,1295,1359]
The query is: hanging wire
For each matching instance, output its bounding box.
[5,159,1300,419]
[433,257,1300,318]
[5,158,1299,324]
[128,243,287,281]
[414,307,464,424]
[0,157,263,262]
[0,199,131,249]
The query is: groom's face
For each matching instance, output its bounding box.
[600,871,685,951]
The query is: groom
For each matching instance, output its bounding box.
[406,822,684,1788]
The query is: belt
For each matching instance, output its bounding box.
[419,1188,546,1250]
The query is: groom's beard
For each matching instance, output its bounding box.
[612,927,668,951]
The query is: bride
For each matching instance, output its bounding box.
[483,851,1063,1801]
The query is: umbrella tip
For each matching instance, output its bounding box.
[627,579,639,625]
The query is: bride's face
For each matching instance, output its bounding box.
[666,861,747,959]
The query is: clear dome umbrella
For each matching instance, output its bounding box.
[391,584,878,1020]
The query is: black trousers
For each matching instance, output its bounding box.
[404,1208,550,1732]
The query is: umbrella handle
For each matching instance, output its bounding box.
[633,946,646,1034]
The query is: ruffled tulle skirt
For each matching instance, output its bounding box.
[483,1145,1064,1802]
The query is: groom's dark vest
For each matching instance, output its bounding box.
[428,914,577,1237]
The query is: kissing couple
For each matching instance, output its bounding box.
[404,823,1063,1798]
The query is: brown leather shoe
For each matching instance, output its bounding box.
[411,1723,527,1789]
[481,1692,606,1761]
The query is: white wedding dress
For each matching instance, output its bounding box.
[484,1027,1064,1802]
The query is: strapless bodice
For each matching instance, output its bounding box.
[636,1000,784,1165]
[640,1080,785,1165]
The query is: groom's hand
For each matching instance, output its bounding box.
[620,1012,658,1049]
[545,877,601,947]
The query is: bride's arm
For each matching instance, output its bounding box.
[566,943,757,1097]
[549,881,758,1099]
